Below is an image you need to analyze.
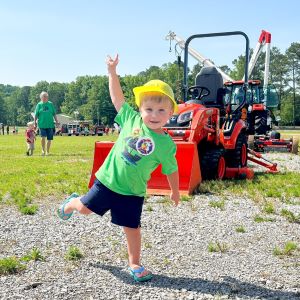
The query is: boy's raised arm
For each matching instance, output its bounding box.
[106,54,125,112]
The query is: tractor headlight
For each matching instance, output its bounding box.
[177,110,193,124]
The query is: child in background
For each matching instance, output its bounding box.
[25,122,36,156]
[57,54,180,282]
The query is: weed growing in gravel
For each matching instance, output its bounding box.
[263,201,276,214]
[235,225,246,233]
[180,195,192,202]
[143,241,152,249]
[163,256,171,266]
[65,246,83,261]
[280,209,300,224]
[21,248,45,262]
[187,201,198,212]
[209,199,225,210]
[253,214,275,223]
[0,257,26,275]
[10,190,38,215]
[273,241,298,257]
[145,205,153,212]
[208,241,228,253]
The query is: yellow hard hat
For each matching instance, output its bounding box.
[133,79,178,113]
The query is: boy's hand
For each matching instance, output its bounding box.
[106,54,119,74]
[170,190,180,207]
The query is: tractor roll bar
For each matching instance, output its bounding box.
[183,31,250,110]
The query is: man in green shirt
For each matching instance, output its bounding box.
[34,91,59,156]
[57,55,180,282]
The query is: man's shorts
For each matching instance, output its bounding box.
[40,128,54,140]
[80,179,144,228]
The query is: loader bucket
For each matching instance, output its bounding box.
[89,141,201,195]
[147,142,201,195]
[88,141,114,188]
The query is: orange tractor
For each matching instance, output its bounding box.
[89,31,277,195]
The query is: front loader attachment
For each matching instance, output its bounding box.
[89,141,114,188]
[89,141,201,195]
[147,142,201,195]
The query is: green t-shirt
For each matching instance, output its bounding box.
[96,103,178,196]
[34,101,56,129]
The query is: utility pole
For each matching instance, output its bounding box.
[292,58,296,127]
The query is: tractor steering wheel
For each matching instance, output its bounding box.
[188,86,210,100]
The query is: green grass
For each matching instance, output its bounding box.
[0,257,26,275]
[273,241,298,257]
[253,214,275,223]
[65,246,83,261]
[235,225,246,233]
[0,133,299,211]
[208,241,228,253]
[280,209,300,224]
[198,171,300,203]
[209,199,225,210]
[0,134,117,210]
[21,248,45,262]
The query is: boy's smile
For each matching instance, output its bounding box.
[139,100,174,133]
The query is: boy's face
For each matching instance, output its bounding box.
[139,98,174,132]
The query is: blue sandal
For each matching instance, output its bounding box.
[57,193,79,220]
[128,266,153,282]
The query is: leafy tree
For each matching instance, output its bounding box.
[285,43,300,125]
[0,91,6,124]
[47,82,68,114]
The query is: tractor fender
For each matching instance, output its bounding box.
[220,119,246,149]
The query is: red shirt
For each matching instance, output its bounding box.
[26,129,35,144]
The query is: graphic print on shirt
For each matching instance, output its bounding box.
[121,128,155,166]
[42,105,49,112]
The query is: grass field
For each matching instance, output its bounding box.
[0,133,117,209]
[0,130,299,213]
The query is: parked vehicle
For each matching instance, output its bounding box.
[89,31,277,196]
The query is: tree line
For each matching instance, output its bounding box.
[0,42,299,127]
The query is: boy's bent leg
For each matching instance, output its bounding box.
[64,197,92,215]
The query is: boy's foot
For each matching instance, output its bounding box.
[26,150,29,156]
[41,151,45,156]
[57,193,79,220]
[128,266,153,282]
[45,152,49,156]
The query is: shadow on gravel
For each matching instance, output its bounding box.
[91,263,300,300]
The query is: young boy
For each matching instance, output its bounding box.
[25,121,36,156]
[57,54,180,282]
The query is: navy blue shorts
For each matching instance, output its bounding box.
[80,179,144,228]
[40,128,54,140]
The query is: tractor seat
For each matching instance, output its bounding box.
[195,66,225,109]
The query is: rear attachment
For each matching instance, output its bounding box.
[247,148,278,173]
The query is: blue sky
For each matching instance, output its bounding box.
[0,0,299,86]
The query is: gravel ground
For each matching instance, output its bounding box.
[0,153,299,300]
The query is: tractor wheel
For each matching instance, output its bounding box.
[226,133,248,168]
[200,149,226,180]
[254,111,268,135]
[291,136,299,155]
